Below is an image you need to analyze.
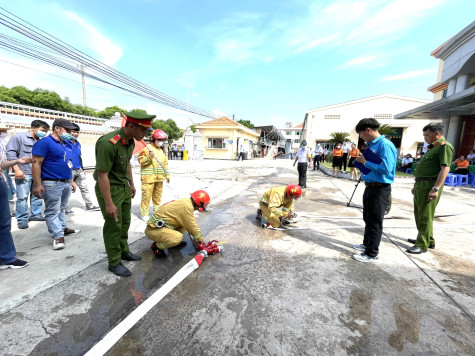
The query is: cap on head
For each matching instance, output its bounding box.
[124,110,156,128]
[71,123,80,132]
[286,184,302,199]
[301,140,307,146]
[190,190,210,211]
[152,129,168,140]
[52,118,76,130]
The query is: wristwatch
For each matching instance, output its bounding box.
[431,187,439,192]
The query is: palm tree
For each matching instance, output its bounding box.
[379,124,396,136]
[328,132,350,144]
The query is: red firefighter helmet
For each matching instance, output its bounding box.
[286,184,302,199]
[151,129,168,140]
[190,190,210,211]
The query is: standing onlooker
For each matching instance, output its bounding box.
[352,118,397,262]
[94,111,155,277]
[239,144,245,161]
[32,119,80,250]
[307,147,314,168]
[452,156,469,175]
[332,143,343,178]
[400,154,413,172]
[407,123,454,254]
[7,120,50,229]
[323,148,329,163]
[67,123,100,212]
[348,143,360,181]
[0,152,35,269]
[181,144,186,160]
[293,140,311,188]
[172,144,178,160]
[313,143,323,170]
[467,150,475,165]
[341,139,351,172]
[138,129,169,221]
[0,124,15,201]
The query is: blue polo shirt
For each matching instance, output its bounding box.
[361,135,397,184]
[69,140,82,169]
[32,135,73,179]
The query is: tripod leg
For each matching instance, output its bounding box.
[347,178,362,207]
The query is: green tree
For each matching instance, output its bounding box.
[71,104,98,117]
[152,118,183,143]
[0,86,18,103]
[129,108,147,114]
[328,132,350,144]
[189,125,196,133]
[31,89,64,111]
[97,105,126,119]
[9,86,34,106]
[237,119,255,128]
[378,124,396,136]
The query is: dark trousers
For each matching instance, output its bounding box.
[297,162,307,187]
[362,184,391,258]
[342,153,348,171]
[313,155,321,170]
[0,179,16,264]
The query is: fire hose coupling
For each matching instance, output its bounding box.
[197,240,226,255]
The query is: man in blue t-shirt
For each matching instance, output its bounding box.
[32,118,80,250]
[65,123,99,213]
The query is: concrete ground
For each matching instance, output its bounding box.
[1,158,474,355]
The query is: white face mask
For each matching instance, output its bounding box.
[155,140,164,147]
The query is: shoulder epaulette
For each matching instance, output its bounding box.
[109,134,121,145]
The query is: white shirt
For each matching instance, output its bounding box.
[296,147,310,163]
[342,143,351,153]
[402,157,413,165]
[314,146,323,155]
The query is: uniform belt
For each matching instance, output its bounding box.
[415,177,437,182]
[42,178,71,183]
[365,182,390,187]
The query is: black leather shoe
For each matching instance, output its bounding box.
[108,262,131,277]
[407,239,435,249]
[121,252,142,261]
[151,243,167,259]
[29,215,46,221]
[406,245,427,254]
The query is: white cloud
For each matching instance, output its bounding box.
[338,55,381,69]
[379,68,436,82]
[58,8,123,66]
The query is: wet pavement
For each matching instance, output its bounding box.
[1,159,474,355]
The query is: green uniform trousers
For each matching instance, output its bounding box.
[413,180,443,250]
[95,183,131,266]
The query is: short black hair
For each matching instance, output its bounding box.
[31,120,50,129]
[71,123,80,131]
[423,123,444,135]
[355,118,380,133]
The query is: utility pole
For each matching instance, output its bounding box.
[79,63,87,106]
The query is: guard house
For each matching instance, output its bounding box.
[395,21,475,155]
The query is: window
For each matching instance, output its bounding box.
[296,131,300,136]
[294,139,300,144]
[442,89,448,98]
[286,131,292,135]
[324,115,340,119]
[374,114,392,120]
[207,138,228,149]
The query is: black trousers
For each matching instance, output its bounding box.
[313,155,321,170]
[362,184,391,258]
[342,153,348,171]
[297,162,307,187]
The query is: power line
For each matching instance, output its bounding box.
[0,6,220,119]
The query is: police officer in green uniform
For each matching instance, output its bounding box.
[94,110,155,276]
[407,123,454,254]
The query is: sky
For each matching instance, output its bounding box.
[0,0,474,129]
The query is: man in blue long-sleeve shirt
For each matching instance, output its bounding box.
[352,118,397,262]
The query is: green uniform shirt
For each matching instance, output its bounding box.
[93,128,135,184]
[414,137,454,178]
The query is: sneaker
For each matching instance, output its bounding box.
[151,242,167,259]
[64,228,80,235]
[352,253,379,262]
[256,208,262,220]
[18,222,29,229]
[0,259,29,270]
[108,262,131,277]
[142,215,149,222]
[29,215,46,221]
[352,243,366,252]
[53,238,65,250]
[86,205,101,211]
[65,209,74,215]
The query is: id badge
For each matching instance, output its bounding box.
[67,160,73,169]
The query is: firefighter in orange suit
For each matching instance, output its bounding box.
[145,190,210,259]
[138,129,170,221]
[256,184,302,228]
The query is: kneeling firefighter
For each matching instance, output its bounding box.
[257,184,302,228]
[145,190,210,258]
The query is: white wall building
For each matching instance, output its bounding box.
[302,94,437,156]
[280,122,303,153]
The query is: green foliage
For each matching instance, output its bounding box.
[189,125,196,133]
[328,132,350,143]
[97,105,126,119]
[378,124,396,136]
[237,119,255,128]
[129,108,147,114]
[152,118,183,143]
